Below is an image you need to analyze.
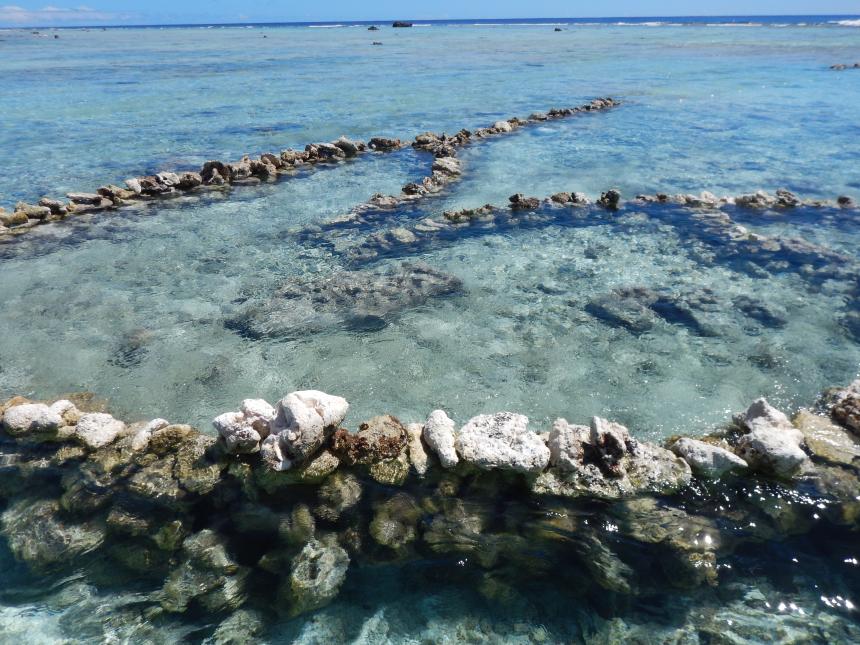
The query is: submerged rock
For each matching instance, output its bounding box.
[577,533,635,594]
[0,497,105,570]
[793,409,860,466]
[284,536,350,617]
[226,263,462,340]
[405,422,429,476]
[455,412,549,473]
[585,286,718,337]
[585,288,656,334]
[369,493,421,550]
[212,609,267,645]
[315,471,362,521]
[432,157,461,176]
[610,497,720,588]
[160,529,249,613]
[368,449,411,486]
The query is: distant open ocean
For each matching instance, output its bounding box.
[11,14,859,29]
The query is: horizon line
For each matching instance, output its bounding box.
[4,13,859,30]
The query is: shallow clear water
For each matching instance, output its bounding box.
[1,21,860,435]
[2,17,860,642]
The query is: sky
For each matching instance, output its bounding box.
[0,1,858,27]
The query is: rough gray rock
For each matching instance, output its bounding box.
[829,379,860,435]
[0,497,105,570]
[212,399,274,454]
[533,417,691,500]
[736,428,808,479]
[2,402,64,437]
[455,412,549,473]
[670,437,748,479]
[793,409,860,466]
[547,419,590,471]
[14,202,52,220]
[734,398,794,433]
[405,422,429,476]
[598,189,622,210]
[264,391,349,470]
[734,399,809,479]
[509,193,541,210]
[332,414,406,466]
[74,413,125,449]
[368,137,401,151]
[422,409,459,468]
[332,136,363,157]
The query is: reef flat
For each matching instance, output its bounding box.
[1,379,860,641]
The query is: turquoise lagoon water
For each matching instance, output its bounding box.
[1,17,860,643]
[1,20,860,433]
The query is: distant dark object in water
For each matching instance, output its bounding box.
[392,21,413,28]
[372,41,383,46]
[368,25,380,31]
[554,27,563,32]
[830,63,860,70]
[54,34,59,39]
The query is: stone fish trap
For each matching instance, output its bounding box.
[0,98,621,242]
[290,189,860,345]
[1,378,860,637]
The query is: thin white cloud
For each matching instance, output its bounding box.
[0,4,133,24]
